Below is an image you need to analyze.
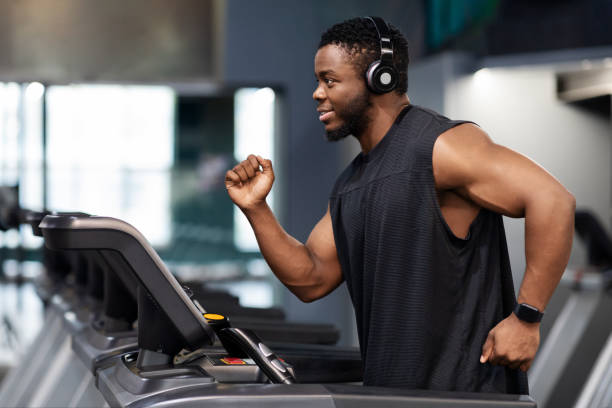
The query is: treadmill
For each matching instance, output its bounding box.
[0,211,354,408]
[39,214,535,407]
[30,211,358,407]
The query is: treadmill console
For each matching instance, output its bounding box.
[39,214,295,383]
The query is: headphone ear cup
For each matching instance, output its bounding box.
[366,60,381,93]
[366,60,398,94]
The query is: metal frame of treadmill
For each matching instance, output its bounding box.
[38,215,536,408]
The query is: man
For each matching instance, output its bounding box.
[224,17,575,394]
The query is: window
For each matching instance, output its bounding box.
[46,85,175,246]
[233,87,276,251]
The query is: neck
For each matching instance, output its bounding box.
[357,94,411,153]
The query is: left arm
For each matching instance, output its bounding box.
[433,123,576,371]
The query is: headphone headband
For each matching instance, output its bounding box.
[366,16,394,64]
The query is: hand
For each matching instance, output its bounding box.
[225,155,274,211]
[480,313,540,372]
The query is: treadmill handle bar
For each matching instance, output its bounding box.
[220,327,296,384]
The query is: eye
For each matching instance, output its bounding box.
[324,78,335,86]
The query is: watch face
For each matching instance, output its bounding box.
[515,303,543,323]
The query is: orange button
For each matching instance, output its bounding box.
[204,313,225,320]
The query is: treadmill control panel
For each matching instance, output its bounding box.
[204,313,296,384]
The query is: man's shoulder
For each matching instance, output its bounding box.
[436,122,488,149]
[432,123,495,191]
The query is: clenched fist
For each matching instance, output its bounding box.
[480,312,540,372]
[225,154,275,211]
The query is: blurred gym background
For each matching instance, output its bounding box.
[0,1,610,406]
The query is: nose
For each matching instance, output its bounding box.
[313,83,325,101]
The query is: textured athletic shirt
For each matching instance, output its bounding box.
[329,105,528,394]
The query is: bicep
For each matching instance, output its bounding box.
[433,124,567,218]
[304,206,343,290]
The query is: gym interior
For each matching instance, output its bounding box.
[0,1,611,407]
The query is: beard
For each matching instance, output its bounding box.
[325,90,372,142]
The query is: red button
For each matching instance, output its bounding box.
[221,357,246,365]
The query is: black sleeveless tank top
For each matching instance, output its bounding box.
[329,105,528,394]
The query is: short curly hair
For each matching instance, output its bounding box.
[318,17,409,95]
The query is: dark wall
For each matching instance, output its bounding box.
[427,0,612,56]
[486,0,612,55]
[224,0,426,345]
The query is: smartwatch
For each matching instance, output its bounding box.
[513,303,544,323]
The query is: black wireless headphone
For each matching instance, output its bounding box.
[364,16,398,94]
